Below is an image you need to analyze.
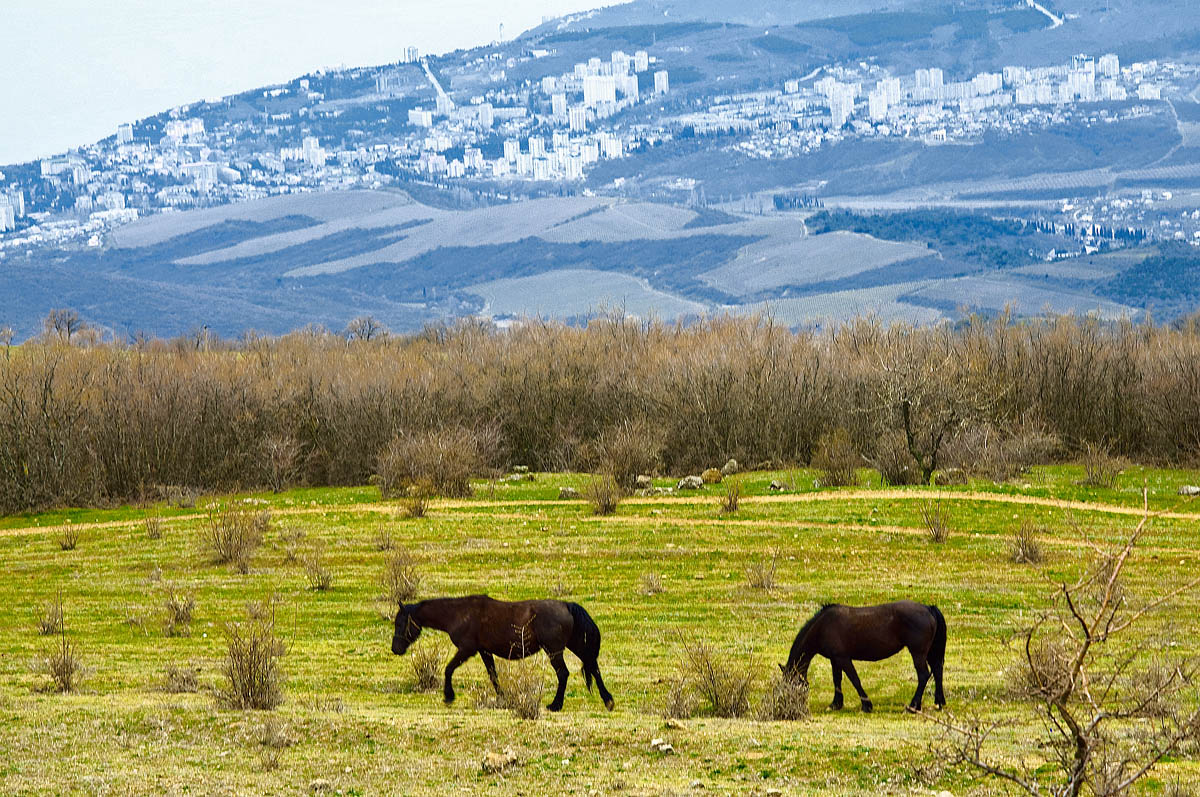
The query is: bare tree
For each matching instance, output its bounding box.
[43,309,86,342]
[261,434,303,493]
[924,494,1200,796]
[345,315,387,341]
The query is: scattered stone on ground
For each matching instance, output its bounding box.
[511,465,529,474]
[664,718,687,730]
[701,468,723,484]
[558,487,580,499]
[482,749,520,773]
[721,458,739,476]
[309,779,333,794]
[769,480,786,491]
[677,475,704,490]
[649,738,675,754]
[636,475,653,488]
[1179,485,1200,496]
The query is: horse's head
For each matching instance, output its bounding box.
[780,662,807,685]
[392,603,422,655]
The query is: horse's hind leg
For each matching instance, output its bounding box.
[443,649,475,705]
[908,650,931,712]
[930,654,945,709]
[480,652,501,696]
[546,651,570,712]
[840,660,872,712]
[830,662,844,710]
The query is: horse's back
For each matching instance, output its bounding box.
[819,601,937,660]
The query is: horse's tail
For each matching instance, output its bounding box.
[566,602,602,692]
[927,604,947,667]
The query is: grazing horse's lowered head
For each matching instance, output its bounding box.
[392,603,422,655]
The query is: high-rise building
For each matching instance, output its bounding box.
[1099,53,1120,78]
[552,93,568,117]
[400,46,419,64]
[503,139,521,162]
[583,75,617,106]
[117,123,134,145]
[477,103,494,128]
[528,136,546,158]
[654,70,669,95]
[633,50,650,73]
[1068,67,1095,101]
[542,76,557,95]
[0,202,14,232]
[880,78,901,106]
[616,73,639,100]
[611,50,631,74]
[435,94,454,116]
[829,86,855,128]
[408,108,433,127]
[568,106,589,132]
[5,188,26,218]
[868,88,889,121]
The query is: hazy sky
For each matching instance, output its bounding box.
[0,0,620,165]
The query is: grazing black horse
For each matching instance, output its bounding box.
[783,600,946,713]
[391,595,615,712]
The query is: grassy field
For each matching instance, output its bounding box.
[2,466,1200,795]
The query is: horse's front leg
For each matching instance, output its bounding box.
[830,662,844,710]
[480,651,501,695]
[546,651,569,712]
[840,660,872,712]
[443,648,475,705]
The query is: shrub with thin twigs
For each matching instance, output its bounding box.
[279,525,305,564]
[746,549,779,590]
[144,515,163,540]
[1080,441,1123,488]
[37,600,63,635]
[663,674,698,719]
[202,505,269,573]
[164,663,200,693]
[217,612,286,710]
[584,474,621,516]
[38,597,83,693]
[813,428,860,488]
[410,642,444,693]
[56,526,79,551]
[497,635,544,720]
[639,572,664,596]
[919,498,952,544]
[162,585,195,637]
[372,523,395,551]
[759,671,811,721]
[1009,520,1044,565]
[676,636,755,718]
[375,426,496,499]
[871,432,922,486]
[402,479,433,519]
[590,419,664,490]
[381,548,421,604]
[719,478,743,514]
[303,548,334,591]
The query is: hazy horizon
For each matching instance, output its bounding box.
[0,0,620,166]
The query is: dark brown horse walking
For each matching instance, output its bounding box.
[783,600,946,713]
[391,595,615,712]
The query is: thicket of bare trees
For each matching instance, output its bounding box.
[2,313,1200,513]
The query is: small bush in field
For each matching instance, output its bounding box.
[410,642,444,692]
[813,428,860,487]
[402,479,434,518]
[37,600,64,635]
[217,613,286,710]
[759,671,810,721]
[202,505,268,573]
[920,498,952,544]
[676,636,754,718]
[303,548,334,591]
[640,572,665,596]
[872,432,921,486]
[719,478,743,514]
[746,549,779,590]
[1080,442,1122,488]
[498,655,544,720]
[279,525,305,563]
[663,675,698,719]
[162,586,196,637]
[701,467,723,484]
[164,663,200,693]
[37,598,83,693]
[1009,521,1044,565]
[372,523,395,551]
[144,515,163,540]
[381,548,421,604]
[375,426,496,499]
[56,526,80,551]
[590,419,664,490]
[584,474,621,515]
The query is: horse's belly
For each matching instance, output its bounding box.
[847,642,904,662]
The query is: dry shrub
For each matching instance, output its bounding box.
[164,663,200,693]
[944,423,1062,482]
[759,671,810,721]
[401,479,433,518]
[381,548,421,604]
[279,525,305,563]
[919,498,952,544]
[746,549,779,590]
[591,419,664,490]
[1080,442,1123,488]
[701,467,723,484]
[375,426,497,499]
[38,598,83,693]
[498,656,545,720]
[372,523,395,551]
[1009,520,1044,565]
[217,612,286,710]
[202,505,269,572]
[640,572,665,596]
[663,675,698,719]
[410,641,444,692]
[813,428,860,487]
[38,600,64,635]
[56,526,80,551]
[1005,638,1074,701]
[303,548,334,591]
[163,486,198,509]
[144,515,163,540]
[870,432,922,486]
[719,478,743,514]
[676,636,755,718]
[163,586,196,637]
[584,474,621,516]
[261,434,302,493]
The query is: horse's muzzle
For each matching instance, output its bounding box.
[391,637,409,656]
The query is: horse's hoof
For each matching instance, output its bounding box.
[906,705,920,714]
[443,695,455,705]
[936,702,945,711]
[604,698,615,711]
[829,701,843,711]
[546,703,563,712]
[861,701,873,713]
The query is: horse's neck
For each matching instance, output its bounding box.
[414,598,466,634]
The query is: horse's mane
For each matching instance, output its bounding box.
[788,604,836,661]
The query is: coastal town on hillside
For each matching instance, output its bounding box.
[3,41,1200,255]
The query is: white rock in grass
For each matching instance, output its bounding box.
[1178,485,1200,496]
[677,475,704,490]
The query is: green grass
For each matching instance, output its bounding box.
[1,466,1199,793]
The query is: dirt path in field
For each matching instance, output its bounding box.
[2,489,1196,539]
